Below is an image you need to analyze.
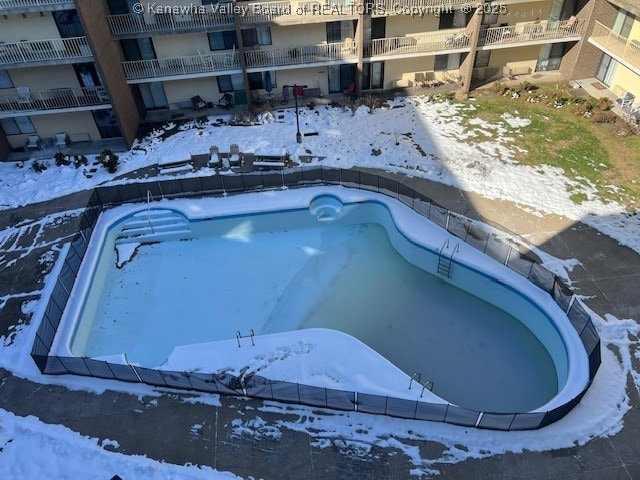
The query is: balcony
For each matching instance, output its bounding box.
[0,0,74,14]
[372,0,472,17]
[0,37,92,68]
[366,29,470,60]
[245,41,356,70]
[0,86,111,119]
[123,51,241,82]
[106,0,358,38]
[478,18,586,49]
[589,21,640,76]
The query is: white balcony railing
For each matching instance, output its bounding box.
[367,29,470,58]
[0,86,109,115]
[590,21,640,73]
[372,0,471,16]
[0,0,73,11]
[245,41,356,69]
[479,18,585,47]
[0,37,92,65]
[107,12,234,36]
[122,51,241,80]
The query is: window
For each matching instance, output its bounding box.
[474,50,491,68]
[242,27,272,47]
[217,73,244,92]
[208,30,238,51]
[434,55,449,71]
[0,116,36,135]
[0,70,13,89]
[53,10,84,38]
[247,71,276,90]
[326,21,355,42]
[362,62,384,90]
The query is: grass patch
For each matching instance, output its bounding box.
[458,89,640,208]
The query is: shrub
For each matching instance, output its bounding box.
[596,97,613,111]
[590,111,618,124]
[54,151,70,167]
[73,154,88,169]
[31,160,47,173]
[97,149,119,173]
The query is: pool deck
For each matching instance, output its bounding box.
[1,169,639,479]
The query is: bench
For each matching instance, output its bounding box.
[158,156,193,175]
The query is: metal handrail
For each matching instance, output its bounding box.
[0,86,109,115]
[0,37,91,65]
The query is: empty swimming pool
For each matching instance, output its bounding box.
[52,186,589,414]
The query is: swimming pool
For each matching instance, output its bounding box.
[51,186,589,415]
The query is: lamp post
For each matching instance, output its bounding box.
[284,84,307,143]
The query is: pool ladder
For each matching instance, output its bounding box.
[437,239,459,278]
[236,329,255,348]
[409,373,434,397]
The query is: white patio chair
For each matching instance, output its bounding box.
[25,135,40,150]
[16,86,31,104]
[55,133,68,149]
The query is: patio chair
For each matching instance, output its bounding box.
[54,132,68,149]
[191,95,206,111]
[229,144,243,166]
[208,145,222,167]
[342,81,356,97]
[279,85,290,104]
[25,135,40,151]
[617,92,635,109]
[217,93,232,110]
[16,86,31,104]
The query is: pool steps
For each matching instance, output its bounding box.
[115,209,191,245]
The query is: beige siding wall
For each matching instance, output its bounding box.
[152,33,212,59]
[385,15,440,36]
[609,62,640,97]
[487,45,540,71]
[628,17,640,42]
[383,57,437,88]
[270,24,326,47]
[275,67,329,94]
[5,111,100,149]
[163,77,222,105]
[498,1,553,25]
[7,65,81,92]
[0,12,61,42]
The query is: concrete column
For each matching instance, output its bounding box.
[456,0,485,100]
[76,0,140,148]
[355,1,365,97]
[233,0,253,110]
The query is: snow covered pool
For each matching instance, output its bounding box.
[51,186,589,414]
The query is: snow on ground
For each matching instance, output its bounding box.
[0,95,638,253]
[0,95,639,476]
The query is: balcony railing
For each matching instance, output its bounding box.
[0,0,74,12]
[366,29,470,58]
[245,41,356,69]
[122,51,241,81]
[0,37,92,66]
[372,0,471,16]
[479,18,585,47]
[590,21,640,74]
[107,12,233,36]
[0,86,109,116]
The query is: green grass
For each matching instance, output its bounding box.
[454,91,640,208]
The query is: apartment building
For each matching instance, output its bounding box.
[0,0,634,161]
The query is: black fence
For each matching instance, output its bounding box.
[31,166,601,430]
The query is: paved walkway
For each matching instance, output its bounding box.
[0,169,639,479]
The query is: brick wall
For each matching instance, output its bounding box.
[560,0,619,80]
[75,0,140,149]
[0,128,11,162]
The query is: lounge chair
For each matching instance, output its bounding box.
[279,85,290,104]
[25,135,40,151]
[343,81,356,98]
[208,145,221,167]
[229,144,243,166]
[55,132,68,149]
[218,93,232,110]
[191,95,206,111]
[617,92,635,109]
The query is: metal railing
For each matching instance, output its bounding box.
[31,167,601,431]
[0,86,109,115]
[245,41,356,69]
[373,0,469,16]
[367,29,470,58]
[122,52,241,81]
[590,21,640,73]
[479,18,586,47]
[0,0,73,11]
[0,36,91,65]
[107,11,234,36]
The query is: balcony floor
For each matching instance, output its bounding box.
[7,138,128,162]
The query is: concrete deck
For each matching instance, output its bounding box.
[0,168,639,479]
